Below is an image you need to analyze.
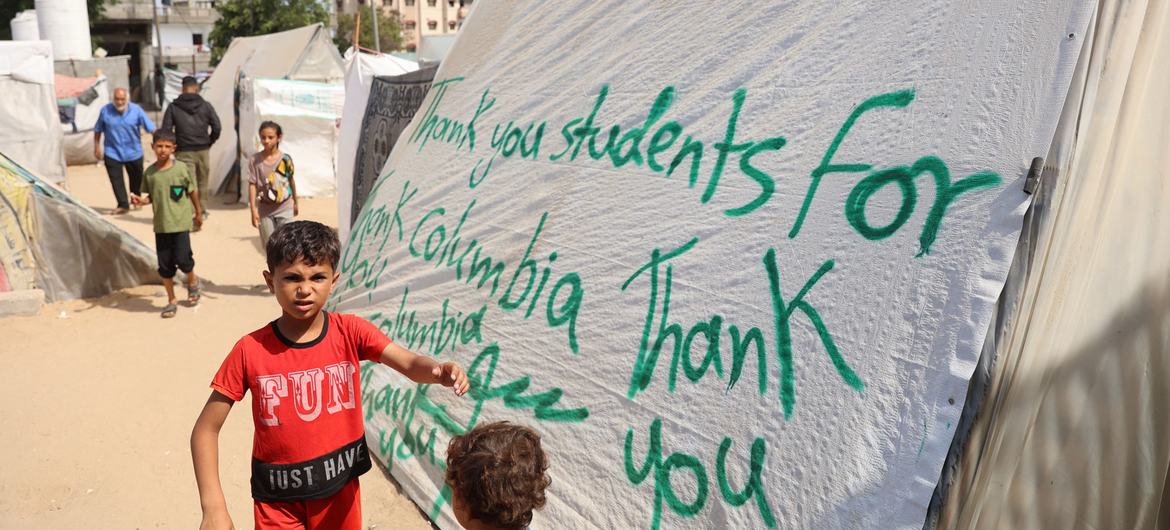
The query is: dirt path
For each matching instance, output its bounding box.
[0,157,432,529]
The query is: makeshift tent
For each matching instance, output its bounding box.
[0,151,158,301]
[237,76,344,197]
[336,49,420,240]
[203,23,344,197]
[162,67,211,107]
[930,1,1170,528]
[328,0,1112,528]
[0,41,66,184]
[55,73,109,165]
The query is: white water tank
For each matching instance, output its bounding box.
[9,10,39,41]
[34,0,90,60]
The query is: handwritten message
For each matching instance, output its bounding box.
[331,2,1089,528]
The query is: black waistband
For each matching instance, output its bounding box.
[251,435,372,502]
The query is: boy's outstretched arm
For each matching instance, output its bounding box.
[379,341,470,396]
[191,391,237,530]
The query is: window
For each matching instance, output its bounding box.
[447,20,456,29]
[405,0,414,5]
[427,0,436,6]
[192,33,203,46]
[427,20,437,29]
[405,20,416,29]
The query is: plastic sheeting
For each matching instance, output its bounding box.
[203,24,345,197]
[0,152,158,302]
[55,73,108,165]
[936,1,1170,528]
[336,49,419,240]
[0,41,66,184]
[237,77,345,198]
[331,1,1092,528]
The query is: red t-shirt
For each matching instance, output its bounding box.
[211,312,390,501]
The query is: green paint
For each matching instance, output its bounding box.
[790,89,915,239]
[623,241,860,418]
[702,88,752,204]
[716,436,776,528]
[366,289,486,358]
[355,192,582,354]
[844,155,1001,255]
[622,237,699,398]
[624,418,776,529]
[845,166,917,240]
[764,248,864,419]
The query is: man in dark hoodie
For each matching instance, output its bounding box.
[162,76,221,217]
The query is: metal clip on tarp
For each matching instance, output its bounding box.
[1023,156,1044,195]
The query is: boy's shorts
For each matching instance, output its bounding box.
[154,232,195,279]
[254,478,362,530]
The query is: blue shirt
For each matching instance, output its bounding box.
[94,103,156,162]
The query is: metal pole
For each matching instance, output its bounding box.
[354,8,361,50]
[371,3,381,52]
[151,0,165,108]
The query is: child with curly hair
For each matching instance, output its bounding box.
[445,422,551,530]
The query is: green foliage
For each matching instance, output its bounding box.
[209,0,330,65]
[0,0,105,40]
[334,9,404,54]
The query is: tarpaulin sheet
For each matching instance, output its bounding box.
[331,1,1093,528]
[0,152,158,301]
[936,1,1170,528]
[0,41,66,184]
[237,77,345,198]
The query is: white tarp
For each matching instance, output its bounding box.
[237,77,344,197]
[204,24,344,196]
[337,49,418,240]
[331,1,1093,528]
[938,1,1170,528]
[0,41,66,184]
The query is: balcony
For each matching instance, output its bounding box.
[103,0,219,25]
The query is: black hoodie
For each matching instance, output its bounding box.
[162,93,222,151]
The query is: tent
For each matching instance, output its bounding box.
[237,76,345,197]
[203,23,345,197]
[336,48,419,240]
[55,73,109,165]
[162,67,211,108]
[324,0,1170,528]
[0,41,66,184]
[929,1,1170,527]
[0,151,159,301]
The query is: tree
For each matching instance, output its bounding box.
[334,9,404,54]
[209,0,330,65]
[0,0,105,41]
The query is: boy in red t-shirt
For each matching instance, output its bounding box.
[191,220,469,530]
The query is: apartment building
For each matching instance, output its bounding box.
[336,0,473,52]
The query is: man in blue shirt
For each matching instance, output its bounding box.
[94,88,157,214]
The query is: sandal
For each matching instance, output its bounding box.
[161,303,178,318]
[187,283,201,305]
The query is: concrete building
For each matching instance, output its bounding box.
[336,0,472,52]
[95,0,219,107]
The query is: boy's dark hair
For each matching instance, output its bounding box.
[259,120,283,136]
[265,221,340,272]
[445,422,550,530]
[181,75,198,87]
[152,130,177,145]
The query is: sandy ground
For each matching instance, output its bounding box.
[0,153,433,529]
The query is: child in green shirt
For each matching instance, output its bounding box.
[132,130,205,318]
